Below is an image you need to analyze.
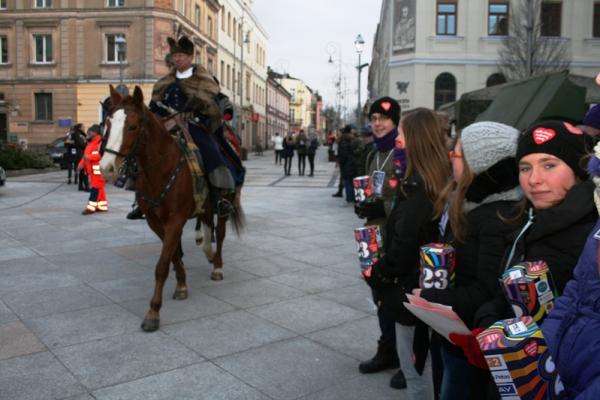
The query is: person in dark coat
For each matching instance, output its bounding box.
[365,108,451,398]
[541,146,600,398]
[64,123,87,188]
[306,132,319,177]
[281,132,295,176]
[337,125,360,203]
[295,130,308,176]
[414,121,524,400]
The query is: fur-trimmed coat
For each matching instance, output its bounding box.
[151,65,221,133]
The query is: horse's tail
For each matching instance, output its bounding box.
[230,186,245,236]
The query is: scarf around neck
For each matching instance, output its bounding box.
[374,128,398,152]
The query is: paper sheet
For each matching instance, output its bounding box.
[404,294,471,343]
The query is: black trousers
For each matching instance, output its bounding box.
[297,155,306,175]
[307,153,315,175]
[284,156,293,175]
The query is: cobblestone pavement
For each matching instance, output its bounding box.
[0,150,406,400]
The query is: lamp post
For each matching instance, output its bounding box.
[354,34,369,129]
[115,35,127,87]
[326,42,342,130]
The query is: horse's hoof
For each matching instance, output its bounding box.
[172,287,188,300]
[211,269,223,281]
[141,318,160,332]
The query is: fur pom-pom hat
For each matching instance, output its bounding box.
[167,36,194,55]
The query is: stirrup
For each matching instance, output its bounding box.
[216,198,234,218]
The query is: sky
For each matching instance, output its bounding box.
[252,0,381,114]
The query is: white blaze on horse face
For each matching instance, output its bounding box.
[100,109,126,176]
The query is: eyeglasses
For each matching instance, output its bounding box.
[449,150,463,160]
[369,115,391,123]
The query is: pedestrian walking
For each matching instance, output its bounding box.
[64,123,86,187]
[296,130,308,175]
[282,132,295,176]
[307,132,319,177]
[78,124,108,214]
[272,132,284,164]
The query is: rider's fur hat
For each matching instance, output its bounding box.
[167,36,194,55]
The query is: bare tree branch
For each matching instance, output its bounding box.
[497,0,570,81]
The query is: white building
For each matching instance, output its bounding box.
[217,0,268,151]
[368,0,600,111]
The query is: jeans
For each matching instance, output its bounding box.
[343,178,354,203]
[275,150,282,164]
[396,324,434,400]
[297,154,306,175]
[307,153,315,175]
[439,345,472,400]
[284,156,293,175]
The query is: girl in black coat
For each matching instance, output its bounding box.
[281,133,295,176]
[415,121,524,400]
[365,108,451,400]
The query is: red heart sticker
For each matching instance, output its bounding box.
[564,122,583,135]
[533,128,556,144]
[524,341,538,357]
[388,177,398,189]
[381,102,392,111]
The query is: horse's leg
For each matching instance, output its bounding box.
[194,217,203,245]
[171,240,188,300]
[201,218,214,263]
[141,219,184,332]
[211,216,227,281]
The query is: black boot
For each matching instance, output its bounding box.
[358,341,399,374]
[331,191,343,198]
[126,207,145,220]
[390,369,407,389]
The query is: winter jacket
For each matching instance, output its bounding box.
[337,134,359,179]
[295,134,308,156]
[307,137,319,156]
[541,218,600,400]
[281,137,295,158]
[78,135,105,188]
[475,179,597,329]
[369,173,439,325]
[272,135,284,151]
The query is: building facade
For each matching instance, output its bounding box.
[0,0,220,145]
[368,0,600,111]
[273,73,313,133]
[266,68,291,142]
[217,0,268,152]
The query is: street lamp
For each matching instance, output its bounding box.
[115,35,127,87]
[326,42,343,130]
[354,34,369,129]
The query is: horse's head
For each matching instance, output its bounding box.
[100,84,146,181]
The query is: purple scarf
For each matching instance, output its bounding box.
[373,128,398,152]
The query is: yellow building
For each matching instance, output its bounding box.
[274,74,312,133]
[0,0,220,145]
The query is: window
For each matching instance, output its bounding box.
[0,36,7,64]
[106,34,126,63]
[541,2,561,37]
[227,12,231,36]
[486,73,506,87]
[221,9,226,31]
[488,3,509,36]
[434,72,456,109]
[35,0,52,7]
[195,6,201,27]
[246,73,250,101]
[33,34,52,63]
[0,0,7,9]
[220,61,224,85]
[107,0,124,6]
[437,2,456,35]
[226,64,231,89]
[207,16,213,38]
[207,56,213,74]
[35,93,52,120]
[594,3,600,37]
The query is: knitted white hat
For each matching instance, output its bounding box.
[461,121,520,174]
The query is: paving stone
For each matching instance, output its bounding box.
[0,352,85,400]
[298,372,403,400]
[26,304,140,349]
[230,256,309,277]
[0,271,81,296]
[0,320,47,360]
[92,362,269,400]
[201,278,305,308]
[214,337,359,400]
[4,284,112,319]
[0,298,18,324]
[248,295,366,335]
[316,283,377,315]
[268,266,360,294]
[54,331,203,390]
[120,291,235,326]
[163,310,296,359]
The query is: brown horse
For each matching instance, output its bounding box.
[100,85,244,332]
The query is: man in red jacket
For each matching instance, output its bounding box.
[78,124,107,215]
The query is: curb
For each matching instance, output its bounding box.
[6,167,61,177]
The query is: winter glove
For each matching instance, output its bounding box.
[354,200,386,220]
[448,328,487,370]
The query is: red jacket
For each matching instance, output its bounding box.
[78,135,105,186]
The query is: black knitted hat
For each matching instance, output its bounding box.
[516,120,592,180]
[368,96,401,126]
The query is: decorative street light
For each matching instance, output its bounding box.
[115,35,127,87]
[326,42,343,130]
[354,34,369,129]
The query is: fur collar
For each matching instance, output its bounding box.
[464,186,523,213]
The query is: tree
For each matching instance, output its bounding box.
[322,105,342,132]
[497,0,570,81]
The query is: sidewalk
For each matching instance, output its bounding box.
[0,150,406,400]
